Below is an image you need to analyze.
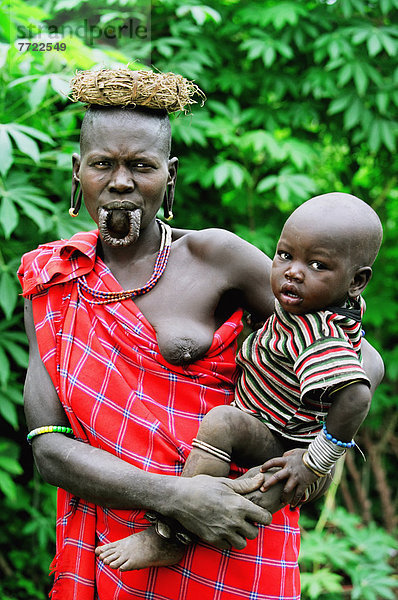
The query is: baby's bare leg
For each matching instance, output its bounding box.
[183,405,284,478]
[96,406,284,571]
[183,405,288,513]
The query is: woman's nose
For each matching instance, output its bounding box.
[285,262,304,282]
[109,166,134,193]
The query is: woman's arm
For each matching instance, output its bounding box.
[24,299,271,548]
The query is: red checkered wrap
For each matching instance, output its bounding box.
[19,232,301,600]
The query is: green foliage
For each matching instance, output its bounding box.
[300,508,398,600]
[0,0,397,595]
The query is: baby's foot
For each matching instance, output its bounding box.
[95,526,185,571]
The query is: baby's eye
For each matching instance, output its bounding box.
[278,251,291,260]
[310,261,327,270]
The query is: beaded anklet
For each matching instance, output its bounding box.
[27,425,74,445]
[145,511,193,545]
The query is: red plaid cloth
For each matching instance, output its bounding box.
[19,232,301,600]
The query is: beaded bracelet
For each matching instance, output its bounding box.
[27,425,74,445]
[322,422,355,448]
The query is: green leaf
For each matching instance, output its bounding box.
[8,129,40,162]
[328,94,352,115]
[28,75,49,110]
[0,127,13,176]
[12,124,54,145]
[263,46,276,66]
[0,343,10,387]
[0,455,23,476]
[2,339,28,368]
[0,272,17,320]
[353,63,368,95]
[376,92,389,114]
[337,63,352,87]
[212,161,245,189]
[344,98,362,129]
[0,397,19,430]
[0,196,19,239]
[367,33,382,57]
[380,120,396,152]
[0,470,17,501]
[257,175,278,193]
[380,31,397,56]
[369,120,381,152]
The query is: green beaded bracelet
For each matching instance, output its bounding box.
[27,425,74,445]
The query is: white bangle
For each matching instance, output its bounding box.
[306,428,346,475]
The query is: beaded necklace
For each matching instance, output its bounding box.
[77,219,172,305]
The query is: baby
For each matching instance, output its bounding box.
[96,192,383,570]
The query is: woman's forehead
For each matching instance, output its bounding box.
[80,108,171,157]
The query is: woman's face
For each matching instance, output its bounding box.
[73,110,177,244]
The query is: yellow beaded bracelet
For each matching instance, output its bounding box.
[27,425,74,445]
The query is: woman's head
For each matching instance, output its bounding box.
[69,68,205,247]
[72,106,177,247]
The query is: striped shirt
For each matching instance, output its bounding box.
[235,299,370,443]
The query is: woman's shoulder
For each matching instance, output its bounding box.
[172,227,262,259]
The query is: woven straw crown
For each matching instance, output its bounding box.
[70,68,206,113]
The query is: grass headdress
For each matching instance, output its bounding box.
[70,68,206,113]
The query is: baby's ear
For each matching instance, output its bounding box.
[348,266,372,298]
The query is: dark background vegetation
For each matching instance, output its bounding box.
[0,0,397,598]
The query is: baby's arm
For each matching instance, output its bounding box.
[260,381,371,506]
[260,339,384,506]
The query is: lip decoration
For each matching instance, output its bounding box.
[98,205,142,247]
[101,200,137,211]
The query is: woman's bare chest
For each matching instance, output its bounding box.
[103,236,240,365]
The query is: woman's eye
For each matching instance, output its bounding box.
[134,162,152,170]
[94,161,110,168]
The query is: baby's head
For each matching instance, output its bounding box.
[271,192,383,315]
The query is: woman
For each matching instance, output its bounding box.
[19,69,383,600]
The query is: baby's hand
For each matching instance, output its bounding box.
[259,448,320,508]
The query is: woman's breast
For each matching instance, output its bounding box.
[155,321,214,365]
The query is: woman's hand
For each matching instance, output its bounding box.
[259,448,320,508]
[166,473,272,550]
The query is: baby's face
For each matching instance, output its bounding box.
[271,220,355,315]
